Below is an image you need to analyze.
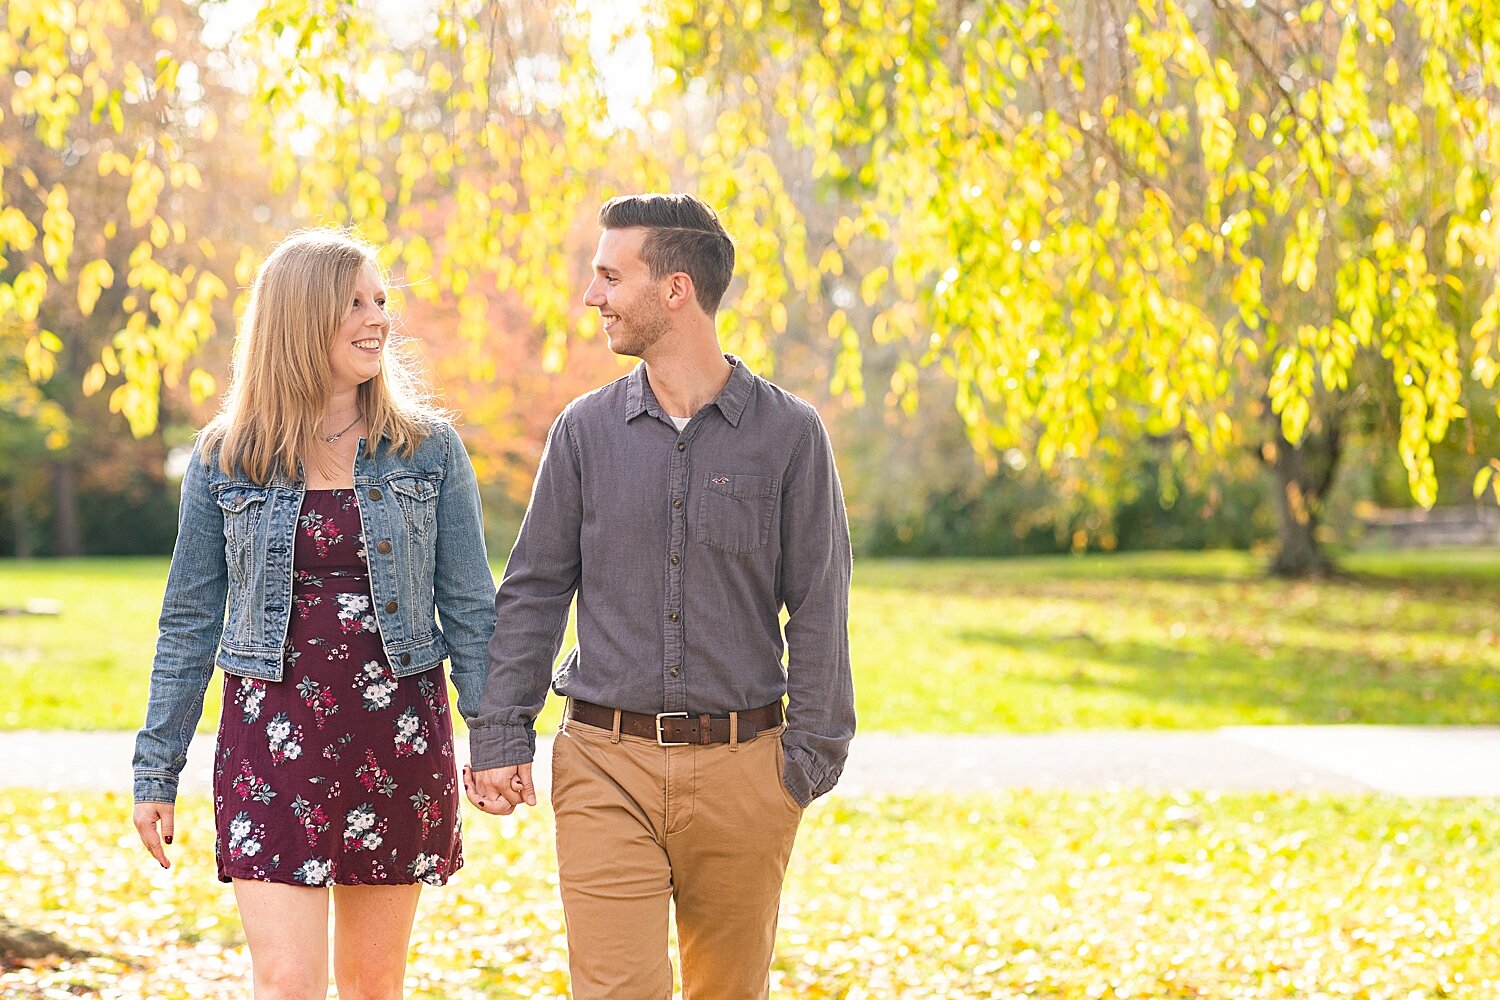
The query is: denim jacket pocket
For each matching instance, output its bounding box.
[213,484,271,584]
[695,472,780,553]
[388,474,440,540]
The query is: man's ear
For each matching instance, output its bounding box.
[664,272,696,311]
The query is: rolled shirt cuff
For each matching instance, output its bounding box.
[468,721,537,771]
[780,741,843,808]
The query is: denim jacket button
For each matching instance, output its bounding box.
[385,600,399,614]
[368,487,383,501]
[376,540,392,554]
[400,652,412,666]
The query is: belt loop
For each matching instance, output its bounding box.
[729,711,740,751]
[610,708,622,744]
[699,713,711,746]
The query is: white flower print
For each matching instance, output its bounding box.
[294,858,333,887]
[226,810,265,862]
[342,803,387,852]
[266,711,305,764]
[234,678,267,724]
[355,659,398,711]
[393,707,429,757]
[408,853,446,885]
[335,593,376,635]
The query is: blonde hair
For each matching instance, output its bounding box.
[201,228,445,484]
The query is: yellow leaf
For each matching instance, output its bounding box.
[82,363,107,397]
[1297,256,1316,293]
[24,336,56,382]
[189,368,217,403]
[78,259,115,317]
[42,184,74,280]
[1475,466,1495,500]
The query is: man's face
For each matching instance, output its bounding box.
[584,227,672,359]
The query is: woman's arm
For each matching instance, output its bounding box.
[131,438,230,806]
[432,423,498,722]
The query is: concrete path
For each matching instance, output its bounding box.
[5,725,1499,797]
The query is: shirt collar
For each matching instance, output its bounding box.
[623,354,753,428]
[624,363,653,422]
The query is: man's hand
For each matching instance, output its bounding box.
[464,763,537,815]
[133,802,175,869]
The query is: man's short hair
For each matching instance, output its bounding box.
[598,193,736,314]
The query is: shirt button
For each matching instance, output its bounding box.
[669,611,679,622]
[368,487,383,501]
[670,554,679,565]
[385,600,399,614]
[400,652,412,666]
[670,667,679,676]
[672,498,682,509]
[376,540,392,554]
[676,442,686,452]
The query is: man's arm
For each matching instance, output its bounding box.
[467,410,583,809]
[777,410,856,807]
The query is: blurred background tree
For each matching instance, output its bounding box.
[1,0,1496,574]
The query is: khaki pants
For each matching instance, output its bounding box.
[551,713,804,999]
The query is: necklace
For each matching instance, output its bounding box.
[322,412,362,443]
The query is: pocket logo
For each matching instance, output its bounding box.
[712,476,730,486]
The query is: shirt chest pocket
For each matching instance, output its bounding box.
[214,485,272,582]
[387,475,440,539]
[695,473,780,554]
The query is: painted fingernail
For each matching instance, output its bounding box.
[164,836,172,844]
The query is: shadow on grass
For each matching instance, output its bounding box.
[954,628,1500,727]
[856,549,1500,600]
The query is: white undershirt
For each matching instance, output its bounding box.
[670,415,690,431]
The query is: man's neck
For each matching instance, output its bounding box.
[642,338,733,420]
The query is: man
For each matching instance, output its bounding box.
[466,193,855,999]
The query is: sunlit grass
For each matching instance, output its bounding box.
[2,789,1496,998]
[3,549,1499,733]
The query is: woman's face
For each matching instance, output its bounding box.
[329,262,389,395]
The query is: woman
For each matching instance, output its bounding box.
[132,229,497,1000]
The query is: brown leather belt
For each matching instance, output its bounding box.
[568,699,783,746]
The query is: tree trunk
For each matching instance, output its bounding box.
[8,482,33,558]
[50,459,83,557]
[1263,419,1341,578]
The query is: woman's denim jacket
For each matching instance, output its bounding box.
[132,421,497,804]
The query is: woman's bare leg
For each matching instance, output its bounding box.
[331,883,423,1000]
[233,879,330,1000]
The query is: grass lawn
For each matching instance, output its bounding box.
[1,789,1496,998]
[1,549,1497,733]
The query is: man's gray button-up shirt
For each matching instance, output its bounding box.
[469,356,855,806]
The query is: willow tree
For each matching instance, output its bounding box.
[7,0,1497,572]
[0,0,644,549]
[649,0,1498,574]
[0,0,242,552]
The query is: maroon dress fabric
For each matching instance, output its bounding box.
[211,489,463,886]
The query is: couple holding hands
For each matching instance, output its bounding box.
[131,193,855,999]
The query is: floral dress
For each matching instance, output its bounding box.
[212,489,462,887]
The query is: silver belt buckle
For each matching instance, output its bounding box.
[655,711,690,746]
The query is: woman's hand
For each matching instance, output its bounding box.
[133,802,175,869]
[464,764,535,815]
